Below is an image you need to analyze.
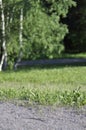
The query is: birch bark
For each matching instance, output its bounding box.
[18,8,23,62]
[14,8,23,69]
[19,8,23,58]
[0,0,7,71]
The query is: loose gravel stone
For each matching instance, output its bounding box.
[0,102,86,130]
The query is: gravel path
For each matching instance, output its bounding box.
[0,102,86,130]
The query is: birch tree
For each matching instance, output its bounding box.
[0,0,7,71]
[14,8,23,69]
[0,0,24,70]
[18,8,23,62]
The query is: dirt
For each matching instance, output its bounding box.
[0,101,86,130]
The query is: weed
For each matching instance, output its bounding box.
[59,88,86,106]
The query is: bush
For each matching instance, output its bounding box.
[23,0,76,60]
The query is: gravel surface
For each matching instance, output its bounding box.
[0,102,86,130]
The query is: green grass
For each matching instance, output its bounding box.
[0,66,86,106]
[58,52,86,59]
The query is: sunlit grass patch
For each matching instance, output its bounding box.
[0,86,86,106]
[0,66,86,106]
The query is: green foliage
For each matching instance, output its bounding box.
[7,35,20,69]
[23,0,75,60]
[59,88,86,106]
[0,0,76,69]
[0,0,23,69]
[23,7,67,59]
[41,0,76,17]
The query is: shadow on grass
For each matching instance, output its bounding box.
[16,62,86,72]
[3,58,86,73]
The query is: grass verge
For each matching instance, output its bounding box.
[0,66,86,106]
[0,87,86,107]
[58,52,86,59]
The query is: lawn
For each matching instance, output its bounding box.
[58,52,86,59]
[0,66,86,106]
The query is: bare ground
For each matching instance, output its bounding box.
[0,101,86,130]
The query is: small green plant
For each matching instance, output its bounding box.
[0,87,86,106]
[59,87,86,106]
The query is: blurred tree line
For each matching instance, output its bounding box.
[64,0,86,53]
[0,0,85,70]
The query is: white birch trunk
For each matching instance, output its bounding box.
[18,8,23,62]
[0,0,7,71]
[14,8,23,69]
[10,7,15,24]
